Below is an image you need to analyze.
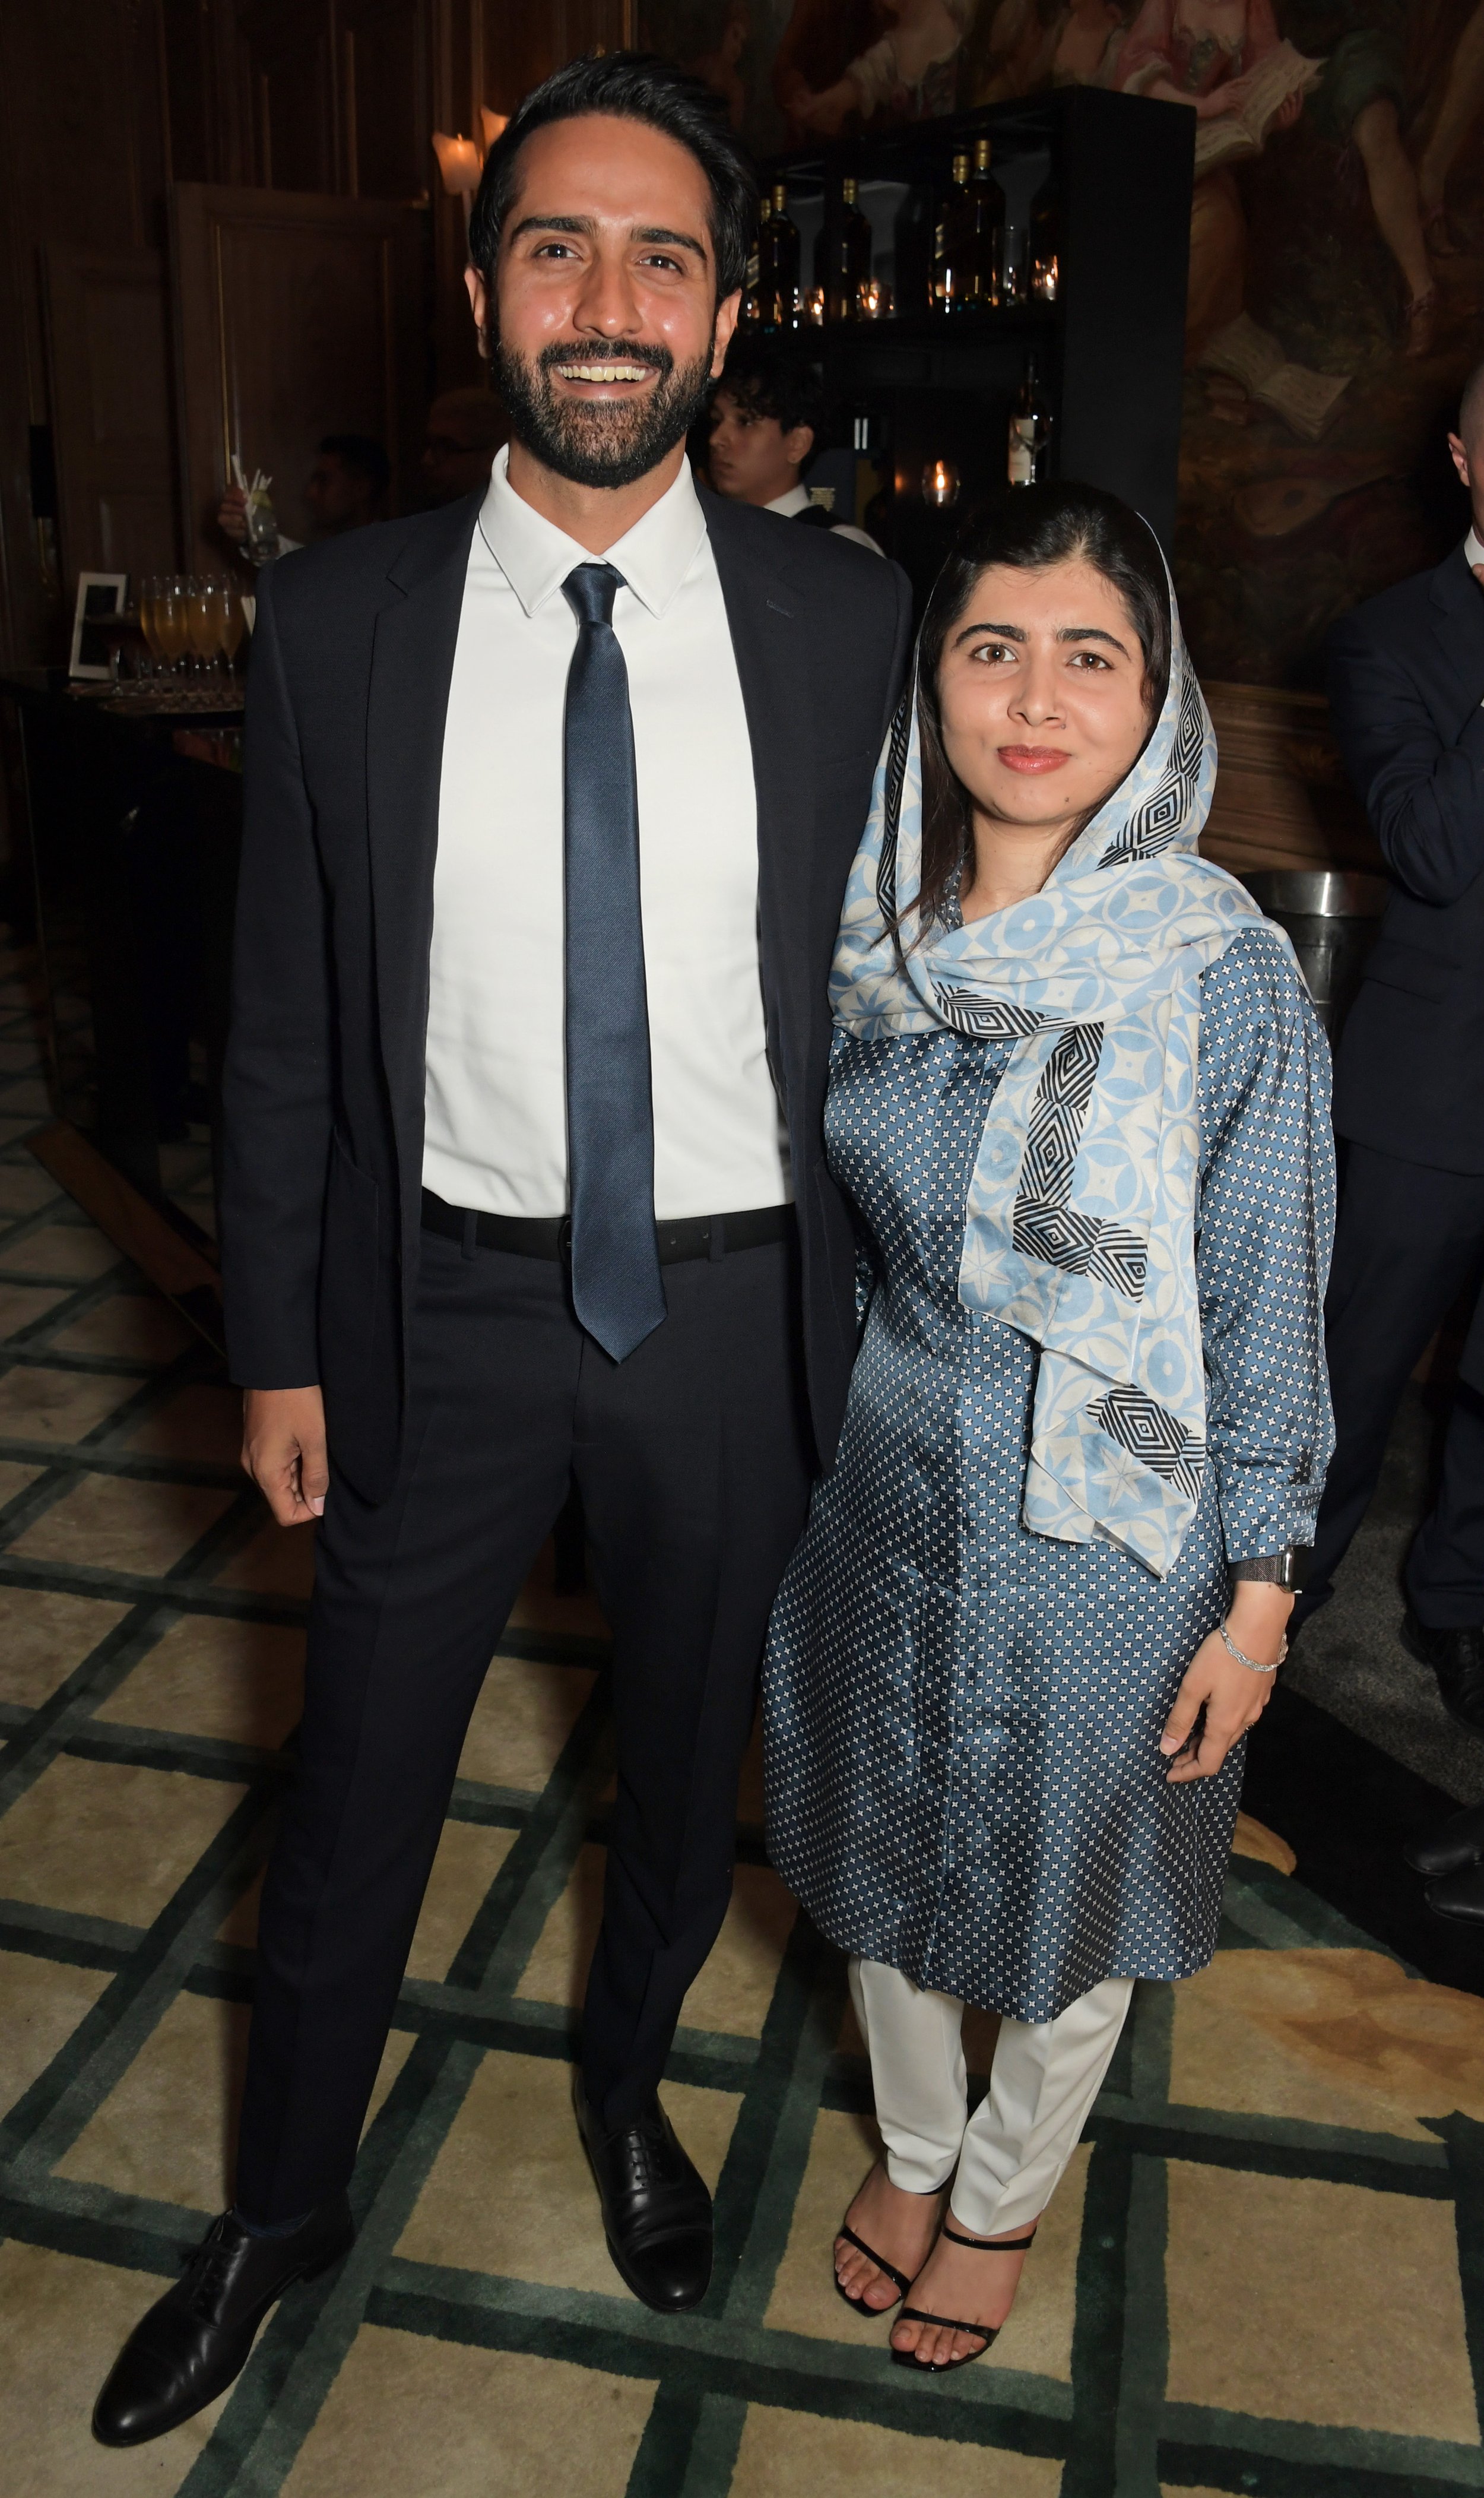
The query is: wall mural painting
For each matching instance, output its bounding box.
[641,0,1484,686]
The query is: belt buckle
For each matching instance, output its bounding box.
[556,1214,573,1266]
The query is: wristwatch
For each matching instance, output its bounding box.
[1230,1546,1311,1593]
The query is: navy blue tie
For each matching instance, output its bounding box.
[560,563,666,1362]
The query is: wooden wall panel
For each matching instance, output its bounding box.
[169,183,424,564]
[43,246,180,585]
[0,0,169,671]
[237,0,338,193]
[345,0,430,199]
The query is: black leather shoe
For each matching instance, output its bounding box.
[92,2196,354,2446]
[1401,1611,1484,1733]
[1426,1861,1484,1926]
[1405,1801,1484,1878]
[575,2079,712,2312]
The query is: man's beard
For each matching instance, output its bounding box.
[495,335,715,490]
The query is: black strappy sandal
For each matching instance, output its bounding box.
[890,2222,1038,2372]
[833,2167,949,2317]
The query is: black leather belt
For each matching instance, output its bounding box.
[420,1189,795,1265]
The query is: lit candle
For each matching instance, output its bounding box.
[922,458,961,508]
[431,131,482,196]
[480,109,509,151]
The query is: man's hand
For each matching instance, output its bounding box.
[1159,1582,1292,1783]
[242,1386,328,1525]
[218,486,249,546]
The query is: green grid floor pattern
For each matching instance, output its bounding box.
[0,940,1479,2495]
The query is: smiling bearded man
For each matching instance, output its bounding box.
[90,49,912,2449]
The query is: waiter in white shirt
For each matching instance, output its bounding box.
[706,333,883,551]
[93,50,911,2453]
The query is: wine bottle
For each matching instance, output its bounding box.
[741,240,761,324]
[1007,352,1051,486]
[1029,170,1059,303]
[964,137,1006,313]
[934,149,972,315]
[756,179,801,331]
[825,175,874,324]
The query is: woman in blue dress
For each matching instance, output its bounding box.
[763,483,1333,2373]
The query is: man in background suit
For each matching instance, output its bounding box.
[1293,359,1484,1741]
[94,52,911,2448]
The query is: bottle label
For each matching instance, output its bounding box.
[1007,417,1035,486]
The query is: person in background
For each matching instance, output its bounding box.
[707,335,883,551]
[216,433,390,555]
[420,386,509,505]
[1290,358,1484,1737]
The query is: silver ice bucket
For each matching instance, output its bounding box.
[1240,869,1387,1040]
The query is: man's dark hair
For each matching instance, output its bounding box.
[1460,355,1484,442]
[319,434,391,499]
[468,51,757,303]
[906,482,1171,942]
[716,336,836,471]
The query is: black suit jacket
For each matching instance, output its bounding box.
[220,484,913,1503]
[1326,542,1484,1173]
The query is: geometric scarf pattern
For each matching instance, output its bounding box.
[830,575,1282,1575]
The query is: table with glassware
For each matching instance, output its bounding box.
[1,607,251,1226]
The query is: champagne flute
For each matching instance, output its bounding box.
[217,578,246,691]
[186,575,219,705]
[153,577,189,696]
[137,577,163,693]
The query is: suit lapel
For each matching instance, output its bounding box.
[702,493,817,1105]
[1430,543,1484,723]
[365,493,481,1183]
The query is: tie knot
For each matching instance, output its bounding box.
[563,562,624,629]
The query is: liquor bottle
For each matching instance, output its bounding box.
[933,149,972,314]
[755,179,801,331]
[825,175,874,323]
[963,137,1006,312]
[1029,169,1059,303]
[1007,352,1051,486]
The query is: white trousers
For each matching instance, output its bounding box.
[849,1958,1135,2238]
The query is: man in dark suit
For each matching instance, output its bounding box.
[94,53,909,2448]
[1293,358,1484,1734]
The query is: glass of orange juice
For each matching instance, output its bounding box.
[153,577,189,695]
[186,576,219,703]
[217,580,246,687]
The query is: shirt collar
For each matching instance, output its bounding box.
[766,484,812,518]
[1467,525,1484,571]
[477,441,708,618]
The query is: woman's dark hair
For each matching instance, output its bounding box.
[468,52,757,305]
[908,482,1171,939]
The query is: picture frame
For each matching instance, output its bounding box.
[69,572,128,680]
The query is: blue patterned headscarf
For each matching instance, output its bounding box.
[831,573,1279,1576]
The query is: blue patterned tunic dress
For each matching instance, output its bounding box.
[764,926,1333,2022]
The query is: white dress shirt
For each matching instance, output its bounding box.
[423,447,789,1222]
[766,480,883,556]
[1467,524,1483,571]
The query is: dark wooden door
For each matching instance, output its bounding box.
[42,243,180,591]
[168,181,424,567]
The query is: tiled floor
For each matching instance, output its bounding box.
[0,938,1479,2495]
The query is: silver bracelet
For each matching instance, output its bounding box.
[1220,1619,1286,1674]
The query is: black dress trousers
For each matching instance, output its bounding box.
[232,1226,813,2224]
[1296,1142,1484,1628]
